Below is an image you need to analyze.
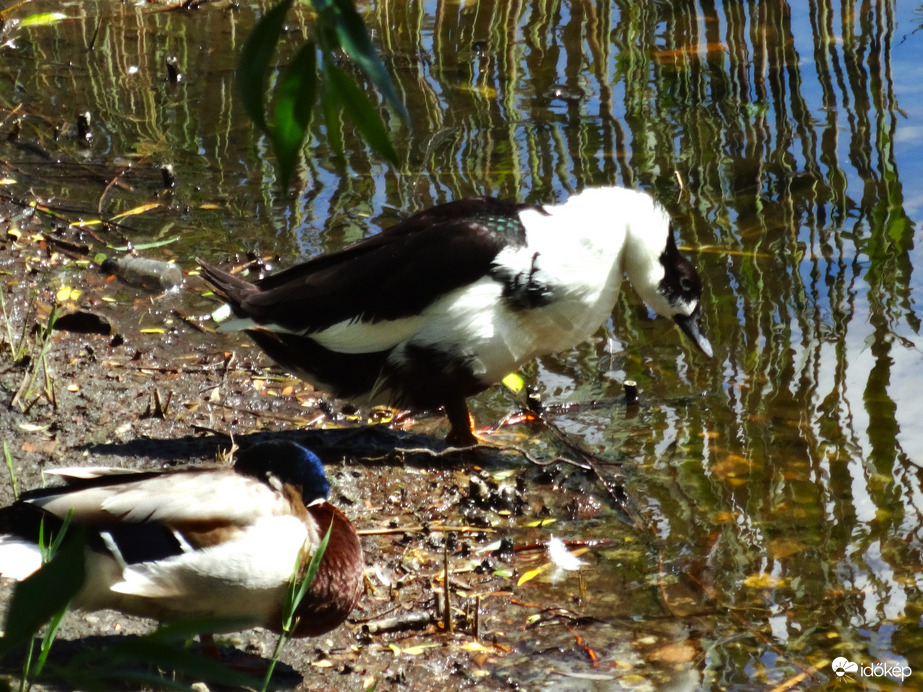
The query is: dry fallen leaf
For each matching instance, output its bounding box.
[742,572,787,588]
[711,453,757,483]
[517,566,547,586]
[649,641,697,664]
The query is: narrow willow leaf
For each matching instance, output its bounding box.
[402,644,440,655]
[238,0,294,134]
[313,0,407,120]
[273,42,317,191]
[516,566,545,586]
[19,12,67,27]
[109,202,161,220]
[108,236,180,252]
[324,63,398,165]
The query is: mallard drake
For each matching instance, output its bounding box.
[197,186,712,446]
[0,440,363,638]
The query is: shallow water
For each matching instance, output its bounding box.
[2,0,923,688]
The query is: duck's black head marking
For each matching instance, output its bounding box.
[657,228,712,357]
[657,228,704,311]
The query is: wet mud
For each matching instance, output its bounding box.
[0,203,661,690]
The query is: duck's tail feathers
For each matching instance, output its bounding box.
[0,505,61,580]
[0,537,43,580]
[195,259,259,312]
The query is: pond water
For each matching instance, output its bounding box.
[3,0,923,689]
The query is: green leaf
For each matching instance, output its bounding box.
[0,527,85,658]
[19,13,67,27]
[108,236,180,252]
[238,0,294,134]
[273,42,317,191]
[324,62,399,165]
[313,0,407,120]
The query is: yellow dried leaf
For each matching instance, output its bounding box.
[649,642,697,663]
[517,566,546,586]
[461,641,492,653]
[526,518,556,528]
[110,202,161,220]
[402,644,439,655]
[767,538,807,559]
[742,572,786,588]
[70,219,104,228]
[501,372,525,393]
[140,328,165,334]
[56,286,81,302]
[711,453,755,480]
[18,423,50,432]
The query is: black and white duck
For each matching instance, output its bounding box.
[198,187,712,445]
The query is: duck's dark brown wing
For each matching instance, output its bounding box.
[198,196,537,334]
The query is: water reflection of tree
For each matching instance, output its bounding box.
[357,0,920,680]
[7,0,920,682]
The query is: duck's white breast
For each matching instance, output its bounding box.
[75,515,310,626]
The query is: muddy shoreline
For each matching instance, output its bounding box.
[0,202,637,690]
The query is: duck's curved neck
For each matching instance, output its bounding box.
[291,503,363,637]
[622,219,671,316]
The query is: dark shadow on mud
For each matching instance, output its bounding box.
[0,632,303,691]
[79,424,496,469]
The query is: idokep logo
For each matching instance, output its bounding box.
[831,656,912,683]
[831,657,859,679]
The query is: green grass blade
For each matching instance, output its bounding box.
[3,441,17,501]
[284,520,332,632]
[31,608,66,678]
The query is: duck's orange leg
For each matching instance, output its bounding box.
[443,397,479,447]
